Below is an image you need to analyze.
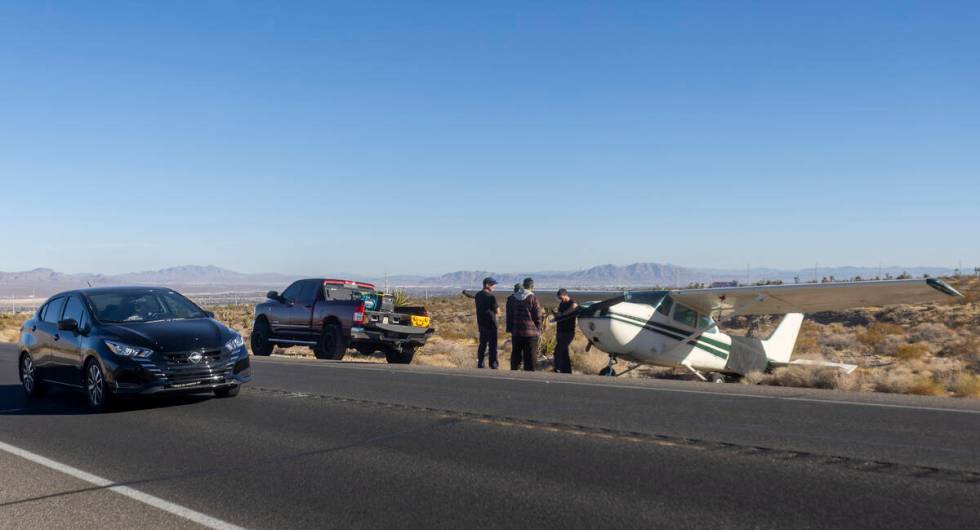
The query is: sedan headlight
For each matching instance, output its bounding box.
[104,340,154,358]
[224,334,245,352]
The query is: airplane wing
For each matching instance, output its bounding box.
[462,289,625,310]
[662,278,962,317]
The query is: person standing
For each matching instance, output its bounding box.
[505,283,520,335]
[474,277,499,369]
[510,277,542,371]
[553,288,578,374]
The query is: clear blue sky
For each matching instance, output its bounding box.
[2,1,978,275]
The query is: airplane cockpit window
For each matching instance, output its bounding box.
[672,304,699,328]
[698,314,718,333]
[656,296,673,316]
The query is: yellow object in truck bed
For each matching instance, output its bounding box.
[410,315,431,328]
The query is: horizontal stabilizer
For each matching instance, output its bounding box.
[778,359,858,374]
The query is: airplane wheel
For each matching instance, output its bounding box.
[709,372,726,384]
[598,366,616,377]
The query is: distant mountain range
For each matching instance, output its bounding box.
[0,263,961,297]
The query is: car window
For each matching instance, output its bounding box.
[281,281,302,302]
[41,297,66,324]
[62,295,88,324]
[656,296,673,317]
[296,280,319,305]
[672,304,699,328]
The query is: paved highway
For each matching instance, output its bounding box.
[1,342,979,529]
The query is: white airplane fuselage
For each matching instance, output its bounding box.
[577,301,734,372]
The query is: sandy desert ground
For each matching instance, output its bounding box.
[1,277,977,397]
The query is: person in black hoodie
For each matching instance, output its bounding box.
[552,288,578,373]
[474,277,500,368]
[505,283,520,335]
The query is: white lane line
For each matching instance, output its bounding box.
[251,357,980,415]
[0,440,246,530]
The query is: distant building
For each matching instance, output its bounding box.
[710,281,739,288]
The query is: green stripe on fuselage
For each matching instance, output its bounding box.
[601,313,730,360]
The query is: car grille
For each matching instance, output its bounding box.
[136,349,239,388]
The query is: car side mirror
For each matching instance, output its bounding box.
[267,290,281,302]
[57,319,79,333]
[203,311,215,318]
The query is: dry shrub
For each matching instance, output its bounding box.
[895,342,930,361]
[944,335,979,365]
[953,373,980,398]
[819,333,860,352]
[873,368,916,394]
[908,323,956,344]
[909,376,947,397]
[856,322,905,350]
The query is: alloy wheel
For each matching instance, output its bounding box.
[87,363,104,407]
[21,356,34,393]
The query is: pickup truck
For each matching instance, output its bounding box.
[250,278,433,364]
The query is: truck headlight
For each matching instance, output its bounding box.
[105,340,154,358]
[224,334,245,352]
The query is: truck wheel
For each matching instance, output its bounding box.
[315,323,346,360]
[384,345,416,365]
[250,319,274,356]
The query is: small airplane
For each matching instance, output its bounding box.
[465,278,963,382]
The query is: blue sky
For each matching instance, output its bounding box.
[1,1,978,275]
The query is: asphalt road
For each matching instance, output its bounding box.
[1,342,979,529]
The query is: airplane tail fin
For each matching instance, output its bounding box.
[761,313,804,364]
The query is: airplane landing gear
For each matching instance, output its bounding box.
[600,355,618,377]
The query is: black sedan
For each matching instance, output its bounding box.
[16,286,251,411]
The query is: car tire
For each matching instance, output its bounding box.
[19,352,46,398]
[384,345,417,364]
[315,323,346,360]
[84,360,113,413]
[214,385,240,398]
[250,319,274,356]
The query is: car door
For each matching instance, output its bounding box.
[33,296,67,382]
[49,294,89,386]
[282,280,318,338]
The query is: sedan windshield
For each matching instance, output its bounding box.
[88,290,207,323]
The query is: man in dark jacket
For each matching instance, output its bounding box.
[552,288,578,373]
[505,283,520,334]
[474,277,499,368]
[510,277,542,371]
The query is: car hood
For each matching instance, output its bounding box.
[102,318,231,353]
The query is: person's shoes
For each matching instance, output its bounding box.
[477,361,485,369]
[490,362,499,369]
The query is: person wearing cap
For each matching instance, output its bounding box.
[553,288,578,374]
[474,277,500,369]
[510,277,542,371]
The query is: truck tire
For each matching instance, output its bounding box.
[250,319,274,356]
[315,323,346,360]
[384,345,417,365]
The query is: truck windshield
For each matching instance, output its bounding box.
[88,290,207,323]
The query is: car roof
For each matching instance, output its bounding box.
[46,286,180,299]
